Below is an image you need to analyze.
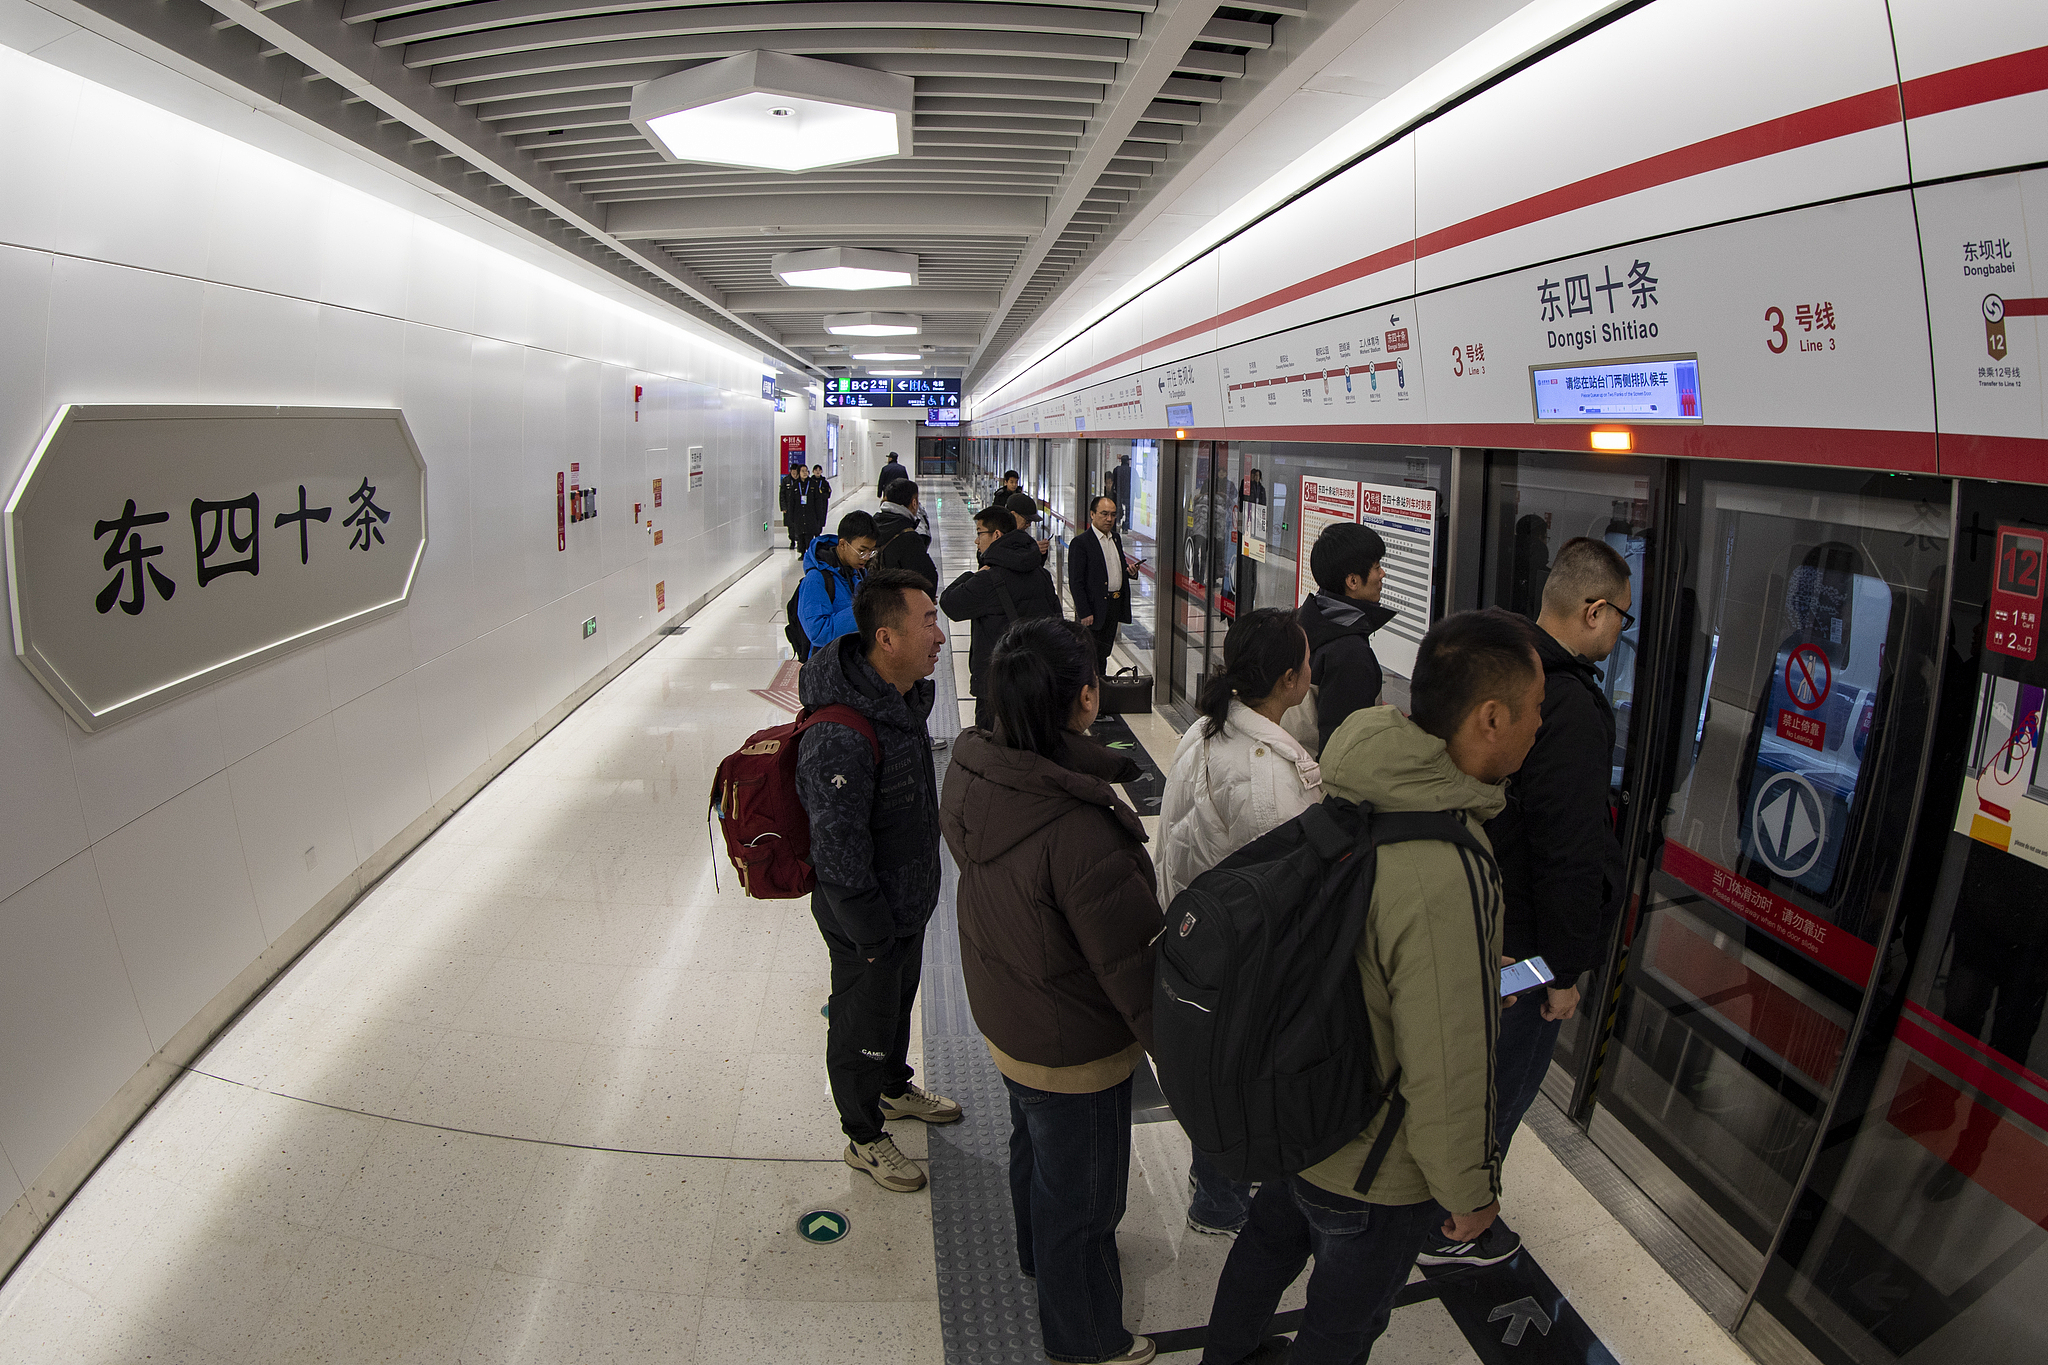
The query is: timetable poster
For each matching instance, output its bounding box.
[1292,477,1437,679]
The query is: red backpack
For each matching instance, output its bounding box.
[709,705,879,898]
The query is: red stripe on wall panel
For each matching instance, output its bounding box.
[1937,432,2048,481]
[991,48,2048,423]
[1901,1000,2048,1116]
[1900,45,2048,120]
[1412,87,1904,262]
[1888,1061,2048,1227]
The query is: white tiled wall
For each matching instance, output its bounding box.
[0,30,778,1208]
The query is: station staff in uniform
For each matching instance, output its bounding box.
[1072,495,1133,672]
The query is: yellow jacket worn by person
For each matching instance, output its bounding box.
[1302,705,1508,1216]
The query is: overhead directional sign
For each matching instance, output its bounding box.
[1752,770,1826,879]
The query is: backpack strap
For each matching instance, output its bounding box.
[793,704,880,764]
[992,576,1020,625]
[1345,808,1496,1197]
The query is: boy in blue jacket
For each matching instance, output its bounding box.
[798,510,879,653]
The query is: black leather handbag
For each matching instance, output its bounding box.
[1099,666,1154,714]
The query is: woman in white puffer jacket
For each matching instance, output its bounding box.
[1156,607,1321,1235]
[1158,608,1322,907]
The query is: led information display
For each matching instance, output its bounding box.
[1531,355,1703,422]
[823,378,961,409]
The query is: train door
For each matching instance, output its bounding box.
[1738,484,2048,1364]
[1592,464,1952,1290]
[1476,449,1669,1111]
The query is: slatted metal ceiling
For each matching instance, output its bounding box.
[154,0,1301,382]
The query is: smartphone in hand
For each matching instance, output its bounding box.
[1500,956,1556,997]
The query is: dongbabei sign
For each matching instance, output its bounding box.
[5,405,427,731]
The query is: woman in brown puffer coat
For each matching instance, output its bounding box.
[940,616,1164,1365]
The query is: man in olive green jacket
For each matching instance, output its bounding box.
[1200,609,1544,1365]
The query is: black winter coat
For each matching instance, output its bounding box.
[1483,627,1627,982]
[1298,590,1397,751]
[939,529,1061,695]
[873,505,940,591]
[794,633,942,949]
[877,460,908,498]
[941,729,1160,1063]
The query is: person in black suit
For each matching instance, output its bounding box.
[1070,495,1133,671]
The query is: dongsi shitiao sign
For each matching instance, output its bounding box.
[6,405,427,731]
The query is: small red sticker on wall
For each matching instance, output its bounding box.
[655,580,666,611]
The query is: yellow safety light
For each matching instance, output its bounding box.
[1589,429,1632,452]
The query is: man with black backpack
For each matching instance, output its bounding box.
[1194,610,1544,1365]
[796,568,962,1194]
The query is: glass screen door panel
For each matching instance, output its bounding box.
[1746,486,2048,1365]
[1598,468,1952,1276]
[1478,450,1664,1092]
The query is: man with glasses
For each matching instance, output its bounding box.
[1416,535,1635,1270]
[796,509,880,656]
[1072,496,1133,672]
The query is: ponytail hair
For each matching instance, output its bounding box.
[987,617,1098,759]
[1196,607,1308,739]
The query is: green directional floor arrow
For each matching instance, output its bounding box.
[797,1210,849,1244]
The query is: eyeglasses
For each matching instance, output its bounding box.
[1588,598,1636,632]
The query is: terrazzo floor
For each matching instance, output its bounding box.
[0,478,1760,1365]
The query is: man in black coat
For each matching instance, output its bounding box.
[1070,494,1133,671]
[796,570,963,1193]
[874,478,939,591]
[801,465,832,544]
[939,506,1061,729]
[877,452,908,500]
[1297,522,1397,751]
[779,466,805,548]
[1418,536,1632,1268]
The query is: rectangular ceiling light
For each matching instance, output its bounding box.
[825,312,921,337]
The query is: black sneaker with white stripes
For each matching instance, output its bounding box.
[1416,1220,1522,1268]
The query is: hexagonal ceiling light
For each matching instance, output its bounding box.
[630,51,913,172]
[824,312,922,337]
[772,247,918,290]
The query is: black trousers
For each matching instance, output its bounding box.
[813,907,925,1144]
[1086,603,1121,671]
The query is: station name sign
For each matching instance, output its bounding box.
[823,377,962,409]
[1531,354,1704,422]
[6,405,428,731]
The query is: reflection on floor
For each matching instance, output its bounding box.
[0,479,1759,1365]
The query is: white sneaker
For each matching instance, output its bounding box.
[879,1084,963,1124]
[844,1135,927,1192]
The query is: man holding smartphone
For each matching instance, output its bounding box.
[1417,537,1635,1270]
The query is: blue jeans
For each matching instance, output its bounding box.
[1201,1177,1439,1365]
[1005,1074,1135,1364]
[1189,1149,1252,1231]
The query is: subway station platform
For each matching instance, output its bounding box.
[0,482,1758,1365]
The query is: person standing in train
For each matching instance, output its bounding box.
[1416,537,1632,1269]
[1157,608,1320,1237]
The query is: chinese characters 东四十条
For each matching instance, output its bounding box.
[1538,258,1658,324]
[90,476,390,617]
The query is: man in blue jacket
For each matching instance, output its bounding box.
[796,569,961,1193]
[797,510,878,654]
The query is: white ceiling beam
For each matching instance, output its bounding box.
[383,2,1142,52]
[966,0,1221,374]
[609,193,1044,239]
[410,25,1130,76]
[728,289,1000,313]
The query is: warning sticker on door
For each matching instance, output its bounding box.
[1775,710,1826,752]
[1785,644,1832,711]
